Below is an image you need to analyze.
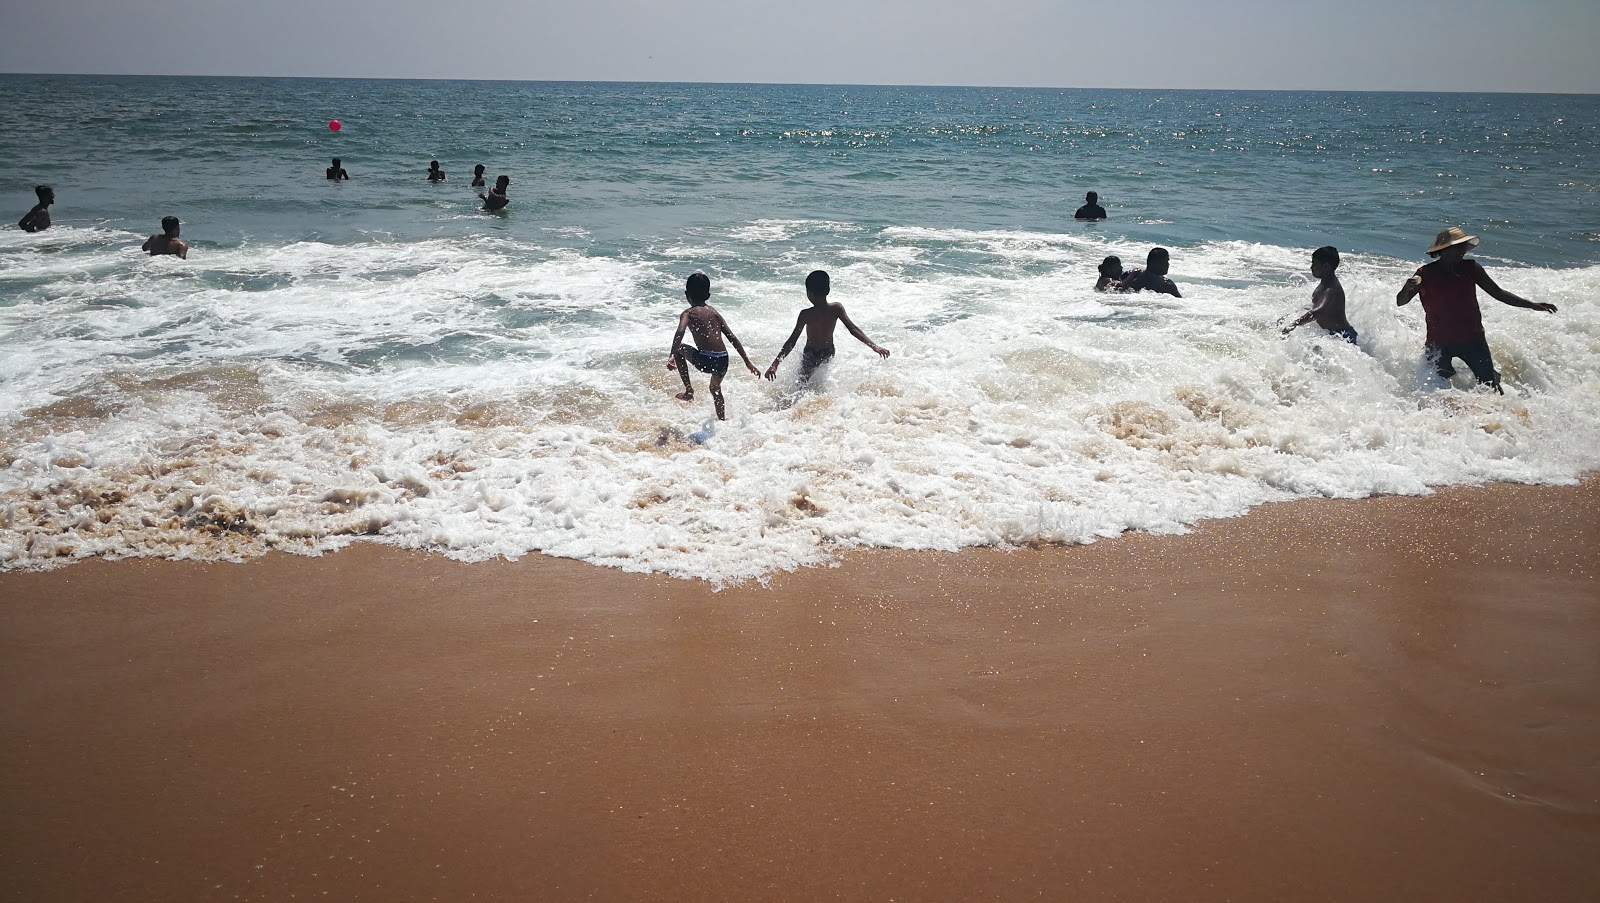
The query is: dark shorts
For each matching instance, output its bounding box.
[1426,338,1500,390]
[681,347,729,376]
[799,346,835,374]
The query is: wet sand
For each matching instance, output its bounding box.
[2,480,1598,902]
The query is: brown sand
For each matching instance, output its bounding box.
[2,480,1597,902]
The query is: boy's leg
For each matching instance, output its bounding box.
[673,346,695,400]
[709,372,726,420]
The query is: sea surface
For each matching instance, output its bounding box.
[3,76,1598,581]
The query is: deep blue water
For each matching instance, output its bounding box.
[4,76,1598,267]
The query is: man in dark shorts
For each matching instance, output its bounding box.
[667,272,760,420]
[1395,227,1556,394]
[765,270,890,383]
[1116,247,1182,297]
[18,185,53,232]
[1074,191,1106,220]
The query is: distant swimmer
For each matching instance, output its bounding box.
[18,185,53,232]
[1074,191,1107,221]
[1282,246,1357,344]
[141,216,188,259]
[765,270,890,383]
[1395,227,1556,395]
[1094,255,1123,291]
[1116,247,1182,297]
[326,157,349,180]
[478,175,511,212]
[427,160,446,182]
[471,164,487,188]
[667,272,761,421]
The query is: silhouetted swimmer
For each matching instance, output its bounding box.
[18,185,53,233]
[667,272,760,421]
[1117,247,1181,297]
[471,164,487,188]
[1094,256,1123,291]
[427,161,445,182]
[1283,246,1356,344]
[1074,191,1106,221]
[142,216,188,259]
[765,270,890,383]
[326,157,349,180]
[478,175,510,212]
[1395,227,1556,394]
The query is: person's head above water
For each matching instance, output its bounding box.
[1086,191,1099,204]
[495,175,510,189]
[1146,247,1170,275]
[685,272,711,304]
[1426,226,1478,260]
[474,164,486,176]
[35,185,53,204]
[805,269,830,300]
[331,157,341,166]
[1312,245,1340,276]
[429,160,441,170]
[1098,255,1122,277]
[161,216,180,236]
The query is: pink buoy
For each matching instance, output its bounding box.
[329,120,342,132]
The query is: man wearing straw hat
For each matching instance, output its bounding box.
[1395,227,1557,394]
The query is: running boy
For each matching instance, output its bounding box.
[667,272,760,420]
[764,270,890,383]
[1282,246,1357,343]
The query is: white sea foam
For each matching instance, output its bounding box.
[2,224,1596,582]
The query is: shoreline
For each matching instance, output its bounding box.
[3,479,1598,901]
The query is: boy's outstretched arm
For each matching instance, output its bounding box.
[667,310,690,370]
[765,314,807,380]
[1281,311,1314,334]
[1473,264,1557,313]
[837,304,890,357]
[719,317,762,376]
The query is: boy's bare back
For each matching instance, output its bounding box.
[681,305,731,353]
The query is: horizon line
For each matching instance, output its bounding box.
[2,71,1597,97]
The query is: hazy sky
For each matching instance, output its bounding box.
[4,0,1598,92]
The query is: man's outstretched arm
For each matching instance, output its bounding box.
[1474,264,1556,313]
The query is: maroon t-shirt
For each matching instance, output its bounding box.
[1414,259,1486,346]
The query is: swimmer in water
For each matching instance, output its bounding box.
[1282,246,1357,344]
[18,185,53,232]
[141,216,188,259]
[765,270,890,383]
[667,272,761,420]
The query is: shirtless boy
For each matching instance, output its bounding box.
[667,272,760,420]
[1282,246,1357,343]
[427,160,445,182]
[765,270,890,383]
[18,186,53,232]
[141,216,188,259]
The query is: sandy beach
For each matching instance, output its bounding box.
[2,479,1597,901]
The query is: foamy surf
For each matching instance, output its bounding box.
[3,223,1596,582]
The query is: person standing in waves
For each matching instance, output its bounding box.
[1395,227,1556,395]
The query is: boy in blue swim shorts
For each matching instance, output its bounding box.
[668,273,761,420]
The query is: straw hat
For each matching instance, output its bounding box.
[1426,227,1480,254]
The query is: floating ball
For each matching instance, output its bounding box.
[329,120,342,132]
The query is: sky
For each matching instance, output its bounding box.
[3,0,1598,93]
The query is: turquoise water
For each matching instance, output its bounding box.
[5,76,1598,263]
[3,76,1598,580]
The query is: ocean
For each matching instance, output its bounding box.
[2,75,1597,582]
